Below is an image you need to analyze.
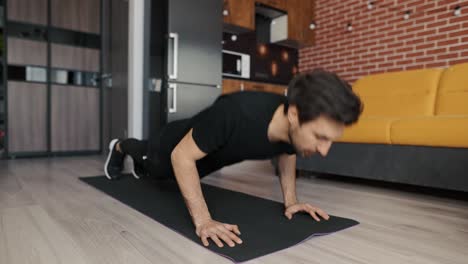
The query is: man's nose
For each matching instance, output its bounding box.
[317,142,331,157]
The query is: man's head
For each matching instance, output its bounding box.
[284,69,363,158]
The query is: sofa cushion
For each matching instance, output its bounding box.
[390,116,468,148]
[337,117,396,144]
[353,68,443,117]
[436,62,468,115]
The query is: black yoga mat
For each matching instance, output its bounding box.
[80,176,359,263]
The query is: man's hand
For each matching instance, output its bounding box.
[284,202,330,222]
[195,219,243,248]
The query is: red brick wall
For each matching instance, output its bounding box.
[299,0,468,83]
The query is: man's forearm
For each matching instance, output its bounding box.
[280,172,298,207]
[171,154,211,227]
[278,155,298,207]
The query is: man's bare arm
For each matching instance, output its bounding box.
[171,128,242,247]
[278,153,330,221]
[277,154,298,207]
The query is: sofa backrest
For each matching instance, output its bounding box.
[352,68,444,117]
[435,62,468,115]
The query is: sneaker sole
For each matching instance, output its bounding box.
[104,139,120,180]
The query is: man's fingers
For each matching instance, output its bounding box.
[217,229,236,247]
[305,204,320,222]
[224,224,242,236]
[222,229,242,244]
[201,235,209,247]
[233,225,241,235]
[223,224,242,244]
[317,209,330,220]
[209,234,224,248]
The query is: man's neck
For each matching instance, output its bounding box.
[267,104,291,143]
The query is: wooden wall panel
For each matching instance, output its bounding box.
[7,38,47,66]
[7,0,47,25]
[7,82,48,153]
[51,44,100,72]
[51,0,101,34]
[51,85,100,152]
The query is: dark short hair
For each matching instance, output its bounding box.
[284,69,363,125]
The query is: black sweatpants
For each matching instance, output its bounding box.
[119,138,148,165]
[119,138,174,180]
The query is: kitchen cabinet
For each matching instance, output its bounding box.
[222,78,244,95]
[286,0,315,47]
[222,78,287,96]
[243,80,287,95]
[255,0,287,11]
[223,0,255,32]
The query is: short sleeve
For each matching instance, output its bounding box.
[191,99,236,154]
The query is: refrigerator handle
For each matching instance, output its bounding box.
[168,83,177,113]
[169,33,179,80]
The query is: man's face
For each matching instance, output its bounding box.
[288,106,345,158]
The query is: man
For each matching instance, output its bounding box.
[104,69,363,248]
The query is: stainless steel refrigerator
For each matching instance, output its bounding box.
[146,0,222,138]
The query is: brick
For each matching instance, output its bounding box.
[369,57,385,63]
[450,58,468,64]
[378,50,394,56]
[397,34,415,41]
[416,43,436,50]
[426,48,447,55]
[386,67,404,72]
[388,42,405,49]
[416,17,436,24]
[462,51,468,57]
[438,24,461,33]
[437,39,459,46]
[426,62,448,68]
[449,16,468,24]
[437,13,452,20]
[406,65,423,70]
[416,57,436,63]
[366,71,382,77]
[362,65,377,70]
[438,53,459,60]
[406,0,425,8]
[417,30,437,37]
[388,30,406,37]
[378,62,395,68]
[406,51,425,58]
[449,30,468,38]
[388,55,404,61]
[406,25,425,33]
[406,38,425,45]
[449,44,468,52]
[370,46,384,52]
[355,48,368,54]
[397,59,414,65]
[379,37,396,44]
[419,2,436,10]
[397,47,414,53]
[427,20,448,28]
[427,34,447,42]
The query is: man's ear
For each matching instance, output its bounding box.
[287,105,299,126]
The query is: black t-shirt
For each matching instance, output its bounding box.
[148,91,296,178]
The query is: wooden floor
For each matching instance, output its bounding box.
[0,156,467,264]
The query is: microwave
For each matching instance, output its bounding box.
[222,50,250,79]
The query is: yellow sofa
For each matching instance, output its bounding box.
[338,62,468,148]
[296,62,468,192]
